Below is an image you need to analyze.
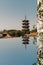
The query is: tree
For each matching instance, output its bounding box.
[31,25,37,33]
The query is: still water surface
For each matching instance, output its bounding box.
[0,37,37,65]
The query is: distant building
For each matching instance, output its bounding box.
[22,16,30,34]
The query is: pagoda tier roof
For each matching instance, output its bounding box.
[22,37,29,41]
[22,20,29,22]
[22,22,29,25]
[22,26,29,28]
[22,41,29,44]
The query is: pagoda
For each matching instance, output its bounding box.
[22,16,30,34]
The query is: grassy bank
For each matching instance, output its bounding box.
[25,32,38,37]
[0,29,38,38]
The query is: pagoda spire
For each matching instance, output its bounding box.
[25,15,27,20]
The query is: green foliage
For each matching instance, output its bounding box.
[7,30,23,37]
[22,30,30,35]
[30,25,37,33]
[42,0,43,4]
[2,29,26,37]
[39,32,43,36]
[38,9,43,18]
[37,2,41,11]
[31,29,37,33]
[39,32,43,39]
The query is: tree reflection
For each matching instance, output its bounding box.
[37,36,43,65]
[33,37,37,44]
[22,36,29,50]
[32,36,43,65]
[32,63,36,65]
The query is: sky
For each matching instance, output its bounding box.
[0,0,37,30]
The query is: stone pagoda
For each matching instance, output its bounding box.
[22,16,30,34]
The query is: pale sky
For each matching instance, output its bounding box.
[0,0,37,30]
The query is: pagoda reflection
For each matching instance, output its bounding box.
[22,36,29,49]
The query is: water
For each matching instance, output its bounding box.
[0,37,38,65]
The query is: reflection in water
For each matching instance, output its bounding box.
[22,36,29,49]
[32,37,43,65]
[22,36,43,65]
[33,37,37,44]
[37,37,43,65]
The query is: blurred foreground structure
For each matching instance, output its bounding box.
[37,0,43,35]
